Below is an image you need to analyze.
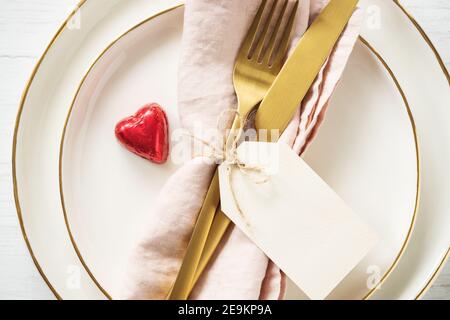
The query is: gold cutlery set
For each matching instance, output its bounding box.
[169,0,360,300]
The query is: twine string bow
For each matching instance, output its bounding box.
[184,109,271,222]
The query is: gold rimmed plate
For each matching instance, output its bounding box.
[13,0,449,300]
[360,0,450,299]
[59,5,419,300]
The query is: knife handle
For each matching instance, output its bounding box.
[167,170,221,300]
[192,208,231,286]
[168,116,242,300]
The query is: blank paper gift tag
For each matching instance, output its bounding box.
[218,142,378,300]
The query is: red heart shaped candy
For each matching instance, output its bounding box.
[115,103,169,164]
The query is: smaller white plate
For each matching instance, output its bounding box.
[60,6,419,300]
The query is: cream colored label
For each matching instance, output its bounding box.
[219,142,378,300]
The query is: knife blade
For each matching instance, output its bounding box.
[256,0,359,132]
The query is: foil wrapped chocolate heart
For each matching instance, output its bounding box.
[115,103,169,164]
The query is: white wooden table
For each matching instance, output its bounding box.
[0,0,448,300]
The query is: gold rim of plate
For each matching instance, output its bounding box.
[11,0,447,300]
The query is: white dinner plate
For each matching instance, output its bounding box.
[59,5,418,300]
[359,0,450,299]
[13,0,449,300]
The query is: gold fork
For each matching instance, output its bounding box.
[168,0,298,300]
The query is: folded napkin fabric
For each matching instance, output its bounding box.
[121,0,363,300]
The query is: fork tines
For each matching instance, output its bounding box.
[244,0,299,66]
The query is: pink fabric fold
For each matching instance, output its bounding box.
[121,0,362,300]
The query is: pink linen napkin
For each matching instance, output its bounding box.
[121,0,363,300]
